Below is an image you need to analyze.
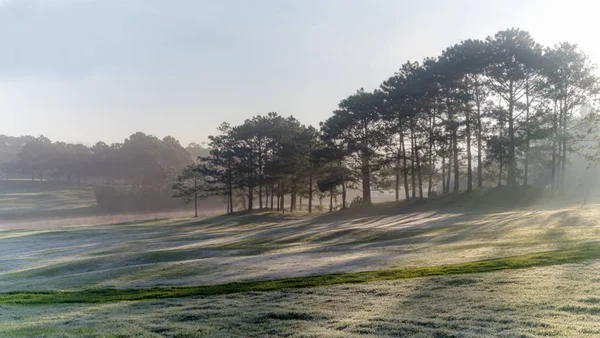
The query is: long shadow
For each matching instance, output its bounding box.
[384,229,598,337]
[4,193,595,296]
[378,219,584,335]
[70,206,591,288]
[177,211,299,229]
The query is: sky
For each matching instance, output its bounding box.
[1,0,598,146]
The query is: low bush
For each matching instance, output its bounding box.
[349,196,363,208]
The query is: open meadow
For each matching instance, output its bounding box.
[2,187,600,337]
[0,180,96,220]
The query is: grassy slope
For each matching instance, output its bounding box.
[2,189,600,336]
[2,241,600,305]
[2,203,598,292]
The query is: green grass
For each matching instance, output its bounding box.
[558,305,600,315]
[3,241,600,306]
[0,326,95,337]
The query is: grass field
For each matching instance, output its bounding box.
[0,180,201,230]
[3,262,600,337]
[0,180,96,219]
[1,188,600,336]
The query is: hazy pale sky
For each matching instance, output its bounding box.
[1,0,598,145]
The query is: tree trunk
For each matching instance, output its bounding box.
[361,152,371,205]
[265,186,269,210]
[248,175,253,211]
[561,96,568,193]
[395,143,400,201]
[551,98,558,191]
[228,157,233,214]
[194,191,198,218]
[446,150,452,193]
[194,178,198,218]
[428,113,434,197]
[194,191,198,217]
[280,181,285,212]
[453,124,459,193]
[308,167,313,214]
[475,78,483,189]
[556,99,564,191]
[557,139,562,187]
[442,156,446,194]
[466,105,472,192]
[400,130,410,200]
[342,180,347,209]
[258,143,263,209]
[524,77,531,187]
[414,127,423,199]
[410,125,416,198]
[507,79,517,189]
[448,98,459,193]
[498,159,503,187]
[498,119,504,188]
[361,119,372,205]
[329,188,333,212]
[293,193,297,211]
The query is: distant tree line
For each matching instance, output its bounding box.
[0,133,211,211]
[0,133,203,185]
[194,114,341,214]
[194,28,600,213]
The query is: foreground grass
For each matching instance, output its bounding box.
[3,262,600,337]
[3,241,600,305]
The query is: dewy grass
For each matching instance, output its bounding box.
[3,241,600,306]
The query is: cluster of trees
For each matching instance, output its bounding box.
[192,28,599,213]
[1,133,198,189]
[0,135,35,177]
[193,114,333,214]
[1,133,214,212]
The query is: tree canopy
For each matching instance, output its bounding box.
[194,28,599,213]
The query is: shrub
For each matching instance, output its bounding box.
[349,196,363,208]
